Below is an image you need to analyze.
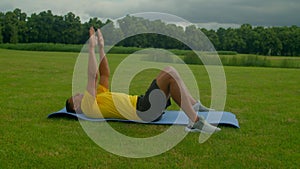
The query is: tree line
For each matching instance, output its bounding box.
[0,8,299,56]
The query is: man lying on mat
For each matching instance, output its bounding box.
[66,27,220,134]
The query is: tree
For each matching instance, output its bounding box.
[27,10,55,43]
[0,12,4,43]
[52,15,65,43]
[185,25,207,51]
[260,28,282,55]
[295,26,300,56]
[62,12,82,44]
[222,28,246,53]
[118,15,146,38]
[164,23,186,49]
[101,19,124,46]
[280,25,300,56]
[238,24,253,53]
[13,8,28,43]
[1,8,299,56]
[201,28,220,50]
[80,17,104,43]
[27,13,39,42]
[217,27,227,51]
[3,11,18,43]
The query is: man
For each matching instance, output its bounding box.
[66,27,221,133]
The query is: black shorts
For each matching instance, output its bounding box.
[136,79,171,122]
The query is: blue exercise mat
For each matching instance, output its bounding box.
[48,107,239,128]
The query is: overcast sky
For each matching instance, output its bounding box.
[1,0,299,27]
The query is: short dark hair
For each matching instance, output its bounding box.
[65,99,76,113]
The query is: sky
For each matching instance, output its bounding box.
[0,0,299,29]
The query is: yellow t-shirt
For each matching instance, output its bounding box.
[81,85,140,120]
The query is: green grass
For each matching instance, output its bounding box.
[0,48,299,168]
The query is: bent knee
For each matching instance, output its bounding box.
[163,66,176,74]
[163,66,179,79]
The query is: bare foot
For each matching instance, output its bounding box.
[96,28,104,49]
[89,27,96,49]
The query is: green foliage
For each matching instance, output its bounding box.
[1,9,300,56]
[0,43,83,52]
[183,52,203,65]
[183,53,272,67]
[0,43,144,54]
[108,46,143,54]
[279,59,300,68]
[217,51,238,55]
[183,52,300,69]
[0,12,4,43]
[0,25,3,43]
[140,49,176,63]
[169,49,193,56]
[220,55,271,67]
[2,11,19,43]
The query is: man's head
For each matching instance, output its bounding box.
[65,93,84,113]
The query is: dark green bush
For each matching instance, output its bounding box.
[221,55,271,67]
[107,46,143,54]
[183,52,203,65]
[218,51,238,55]
[0,43,83,52]
[280,59,300,68]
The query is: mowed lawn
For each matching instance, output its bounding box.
[0,49,299,168]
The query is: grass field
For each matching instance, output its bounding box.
[0,48,299,168]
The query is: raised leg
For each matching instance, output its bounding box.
[155,66,198,122]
